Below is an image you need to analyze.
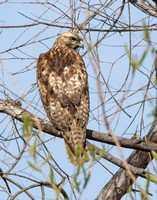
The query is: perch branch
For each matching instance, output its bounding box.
[0,99,157,152]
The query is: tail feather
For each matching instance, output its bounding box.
[65,141,89,166]
[62,124,89,165]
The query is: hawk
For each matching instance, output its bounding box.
[37,31,89,165]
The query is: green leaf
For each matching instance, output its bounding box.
[124,44,140,73]
[88,145,97,159]
[138,48,149,66]
[49,167,60,198]
[74,166,81,192]
[151,47,155,54]
[152,150,157,162]
[124,21,151,74]
[22,113,32,136]
[28,161,39,171]
[83,170,91,189]
[30,137,37,159]
[131,59,139,73]
[128,186,135,200]
[49,166,54,183]
[97,145,105,158]
[143,21,150,44]
[90,42,95,51]
[42,152,51,166]
[148,173,157,184]
[5,94,9,99]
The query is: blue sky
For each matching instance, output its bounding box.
[0,1,157,199]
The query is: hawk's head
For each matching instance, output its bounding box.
[57,31,84,50]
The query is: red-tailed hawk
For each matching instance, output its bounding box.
[37,31,89,165]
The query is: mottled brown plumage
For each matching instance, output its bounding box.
[36,31,89,165]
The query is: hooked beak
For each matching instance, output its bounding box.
[79,40,84,49]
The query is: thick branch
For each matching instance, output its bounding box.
[87,142,147,178]
[130,0,157,17]
[1,99,157,152]
[0,99,59,137]
[96,123,157,200]
[96,124,157,200]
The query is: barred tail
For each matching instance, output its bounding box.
[63,127,89,165]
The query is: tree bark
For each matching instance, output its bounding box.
[96,123,157,200]
[130,0,157,17]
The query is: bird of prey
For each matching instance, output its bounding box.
[37,31,89,165]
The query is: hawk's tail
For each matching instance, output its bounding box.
[65,141,89,166]
[63,127,89,165]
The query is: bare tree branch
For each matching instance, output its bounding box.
[1,99,157,153]
[0,168,35,200]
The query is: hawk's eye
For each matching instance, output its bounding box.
[70,37,77,41]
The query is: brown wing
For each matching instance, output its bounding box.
[37,49,89,129]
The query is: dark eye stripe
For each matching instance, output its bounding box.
[70,36,76,41]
